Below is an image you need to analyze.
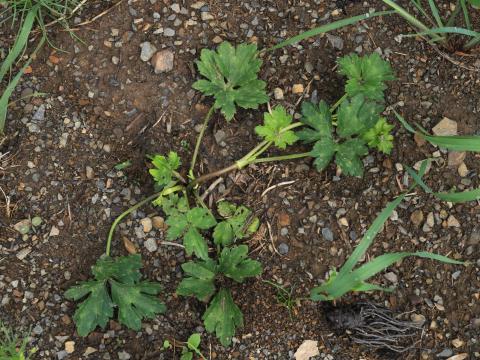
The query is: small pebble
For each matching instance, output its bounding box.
[140,42,157,61]
[65,341,75,354]
[140,217,153,233]
[144,238,158,252]
[321,228,334,242]
[278,243,289,255]
[274,87,284,100]
[151,50,174,73]
[292,84,304,94]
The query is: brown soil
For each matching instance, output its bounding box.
[1,1,479,359]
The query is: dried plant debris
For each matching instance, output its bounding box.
[324,302,422,354]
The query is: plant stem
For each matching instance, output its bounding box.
[172,170,187,184]
[252,152,311,164]
[189,106,215,176]
[236,141,272,169]
[189,163,239,189]
[330,94,347,112]
[238,140,268,164]
[193,189,215,219]
[190,122,305,188]
[105,190,170,256]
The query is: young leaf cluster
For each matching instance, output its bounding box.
[149,152,181,189]
[298,53,395,177]
[174,201,262,346]
[255,106,299,149]
[65,255,166,336]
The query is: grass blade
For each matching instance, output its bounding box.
[422,134,480,152]
[405,164,432,194]
[336,193,407,277]
[1,35,45,134]
[427,0,444,28]
[0,5,38,83]
[406,164,480,203]
[337,159,429,277]
[323,250,463,299]
[433,188,480,202]
[269,11,394,50]
[395,111,480,152]
[352,252,464,284]
[446,0,462,26]
[464,34,480,49]
[0,63,31,133]
[402,26,480,38]
[353,282,393,292]
[410,0,434,24]
[460,0,472,30]
[393,110,415,133]
[382,0,445,42]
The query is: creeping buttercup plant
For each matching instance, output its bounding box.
[66,40,457,347]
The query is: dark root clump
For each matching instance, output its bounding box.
[324,302,422,354]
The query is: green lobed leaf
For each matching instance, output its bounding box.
[65,280,113,336]
[213,221,234,246]
[176,259,217,301]
[166,207,216,258]
[338,53,395,101]
[361,117,394,154]
[165,213,189,240]
[255,105,298,149]
[334,138,368,177]
[153,193,188,216]
[297,100,332,144]
[203,288,243,346]
[184,227,210,260]
[309,137,335,172]
[65,255,165,336]
[110,280,166,331]
[186,207,217,230]
[217,201,237,217]
[213,202,257,246]
[149,152,181,188]
[92,254,142,284]
[218,245,262,282]
[192,42,268,121]
[337,94,383,138]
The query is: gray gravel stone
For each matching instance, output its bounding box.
[278,243,289,255]
[140,42,157,62]
[32,105,45,121]
[118,351,131,360]
[214,130,226,145]
[164,28,175,37]
[33,324,43,335]
[321,228,334,242]
[436,349,453,358]
[144,238,158,252]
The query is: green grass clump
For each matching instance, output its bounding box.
[0,321,36,359]
[382,0,480,50]
[0,0,83,133]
